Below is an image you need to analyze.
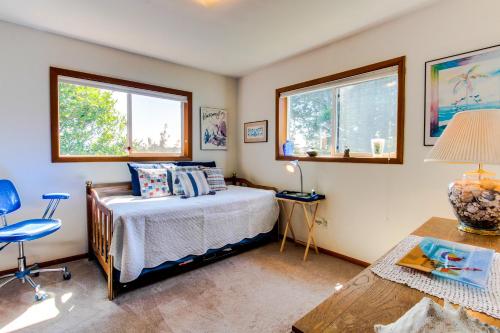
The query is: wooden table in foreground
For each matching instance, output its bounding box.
[292,217,500,333]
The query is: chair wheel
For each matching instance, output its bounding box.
[35,292,47,302]
[63,271,71,280]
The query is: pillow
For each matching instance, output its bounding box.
[202,167,227,191]
[127,162,215,196]
[170,166,201,196]
[127,161,215,196]
[128,163,162,196]
[175,161,216,168]
[137,168,171,198]
[177,171,212,198]
[160,163,176,193]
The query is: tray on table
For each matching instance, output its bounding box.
[275,191,325,202]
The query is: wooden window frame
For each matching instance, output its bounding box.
[275,56,405,164]
[50,67,192,162]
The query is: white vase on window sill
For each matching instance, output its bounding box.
[371,138,386,157]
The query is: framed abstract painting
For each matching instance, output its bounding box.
[244,120,268,143]
[424,44,500,145]
[200,107,227,150]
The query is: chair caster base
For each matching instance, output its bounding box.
[35,292,47,302]
[63,270,71,280]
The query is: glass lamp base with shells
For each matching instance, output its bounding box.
[448,173,500,236]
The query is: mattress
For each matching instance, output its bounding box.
[102,185,279,283]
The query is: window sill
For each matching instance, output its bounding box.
[52,155,192,163]
[276,155,403,164]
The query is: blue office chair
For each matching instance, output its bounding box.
[0,179,71,301]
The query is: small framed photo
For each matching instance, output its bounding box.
[244,120,268,143]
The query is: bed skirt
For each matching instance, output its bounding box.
[113,225,278,292]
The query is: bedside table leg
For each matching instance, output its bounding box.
[302,203,320,260]
[280,202,296,252]
[311,204,319,254]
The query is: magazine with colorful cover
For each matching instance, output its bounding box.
[397,237,495,288]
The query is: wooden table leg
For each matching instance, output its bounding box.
[280,202,296,252]
[302,203,319,260]
[288,212,297,242]
[310,204,319,254]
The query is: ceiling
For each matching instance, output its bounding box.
[0,0,438,77]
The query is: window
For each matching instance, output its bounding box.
[50,67,192,162]
[276,57,405,164]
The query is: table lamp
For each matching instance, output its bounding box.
[286,160,307,196]
[425,109,500,235]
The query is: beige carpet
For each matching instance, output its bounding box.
[0,242,363,333]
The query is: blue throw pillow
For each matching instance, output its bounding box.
[175,161,216,168]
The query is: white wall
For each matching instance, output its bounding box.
[237,0,500,263]
[0,21,237,270]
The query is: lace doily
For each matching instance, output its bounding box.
[371,235,500,319]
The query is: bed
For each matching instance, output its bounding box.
[86,176,279,300]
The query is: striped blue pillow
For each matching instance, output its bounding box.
[177,171,212,198]
[169,166,200,196]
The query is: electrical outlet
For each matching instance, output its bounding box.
[315,218,328,226]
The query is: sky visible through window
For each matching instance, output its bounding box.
[131,94,182,153]
[112,92,182,153]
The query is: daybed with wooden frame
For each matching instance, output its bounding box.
[86,176,278,300]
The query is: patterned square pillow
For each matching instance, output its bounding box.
[177,170,213,198]
[202,167,227,191]
[137,168,171,198]
[128,163,162,196]
[170,166,201,196]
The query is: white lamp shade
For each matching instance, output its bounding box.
[425,110,500,165]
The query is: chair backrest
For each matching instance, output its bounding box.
[0,180,21,214]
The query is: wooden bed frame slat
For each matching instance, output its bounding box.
[86,176,277,300]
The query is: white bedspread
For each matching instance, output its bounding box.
[103,185,279,283]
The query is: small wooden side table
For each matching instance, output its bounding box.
[276,197,325,261]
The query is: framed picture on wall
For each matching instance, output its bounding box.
[244,120,268,143]
[200,107,227,150]
[424,44,500,146]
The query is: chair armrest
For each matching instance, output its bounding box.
[42,193,70,200]
[41,193,70,219]
[0,209,7,226]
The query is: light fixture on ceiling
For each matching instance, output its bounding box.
[195,0,222,7]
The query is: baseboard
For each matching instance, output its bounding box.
[281,235,370,267]
[0,253,88,275]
